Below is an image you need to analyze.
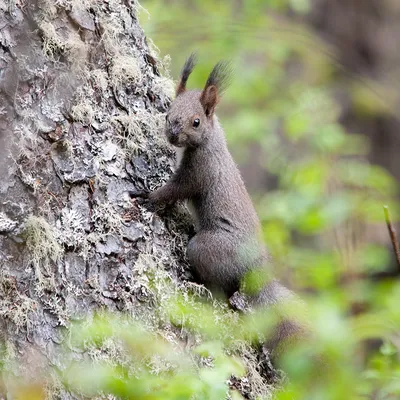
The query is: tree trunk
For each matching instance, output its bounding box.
[0,0,190,395]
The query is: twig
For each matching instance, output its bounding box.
[383,205,400,270]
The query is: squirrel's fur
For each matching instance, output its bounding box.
[136,53,306,356]
[150,54,265,295]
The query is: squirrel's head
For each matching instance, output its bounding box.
[165,53,231,148]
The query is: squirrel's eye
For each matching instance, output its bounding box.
[193,118,200,128]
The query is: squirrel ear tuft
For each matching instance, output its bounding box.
[200,60,232,117]
[176,52,197,96]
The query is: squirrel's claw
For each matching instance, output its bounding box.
[130,193,156,212]
[140,199,157,212]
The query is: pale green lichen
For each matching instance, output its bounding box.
[90,202,124,237]
[24,216,63,281]
[152,75,176,100]
[234,341,276,399]
[70,86,96,125]
[0,275,38,332]
[111,114,148,155]
[89,69,110,93]
[39,20,87,63]
[110,55,142,88]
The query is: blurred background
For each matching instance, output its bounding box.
[138,1,400,396]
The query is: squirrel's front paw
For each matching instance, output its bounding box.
[135,198,157,212]
[141,199,157,212]
[128,189,149,199]
[128,190,156,211]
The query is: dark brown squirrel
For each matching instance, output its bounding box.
[132,53,306,356]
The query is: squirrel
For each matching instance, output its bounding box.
[131,53,306,357]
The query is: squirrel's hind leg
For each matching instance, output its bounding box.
[187,231,246,297]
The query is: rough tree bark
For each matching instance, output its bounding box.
[0,1,273,398]
[0,0,186,395]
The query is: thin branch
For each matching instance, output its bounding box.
[383,205,400,270]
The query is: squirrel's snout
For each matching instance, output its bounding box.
[166,123,182,144]
[171,125,181,137]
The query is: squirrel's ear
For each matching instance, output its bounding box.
[200,60,231,117]
[200,85,219,117]
[176,53,197,96]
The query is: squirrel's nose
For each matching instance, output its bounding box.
[170,124,181,137]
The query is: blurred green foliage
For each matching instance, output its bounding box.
[1,1,400,399]
[62,313,245,400]
[2,284,400,399]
